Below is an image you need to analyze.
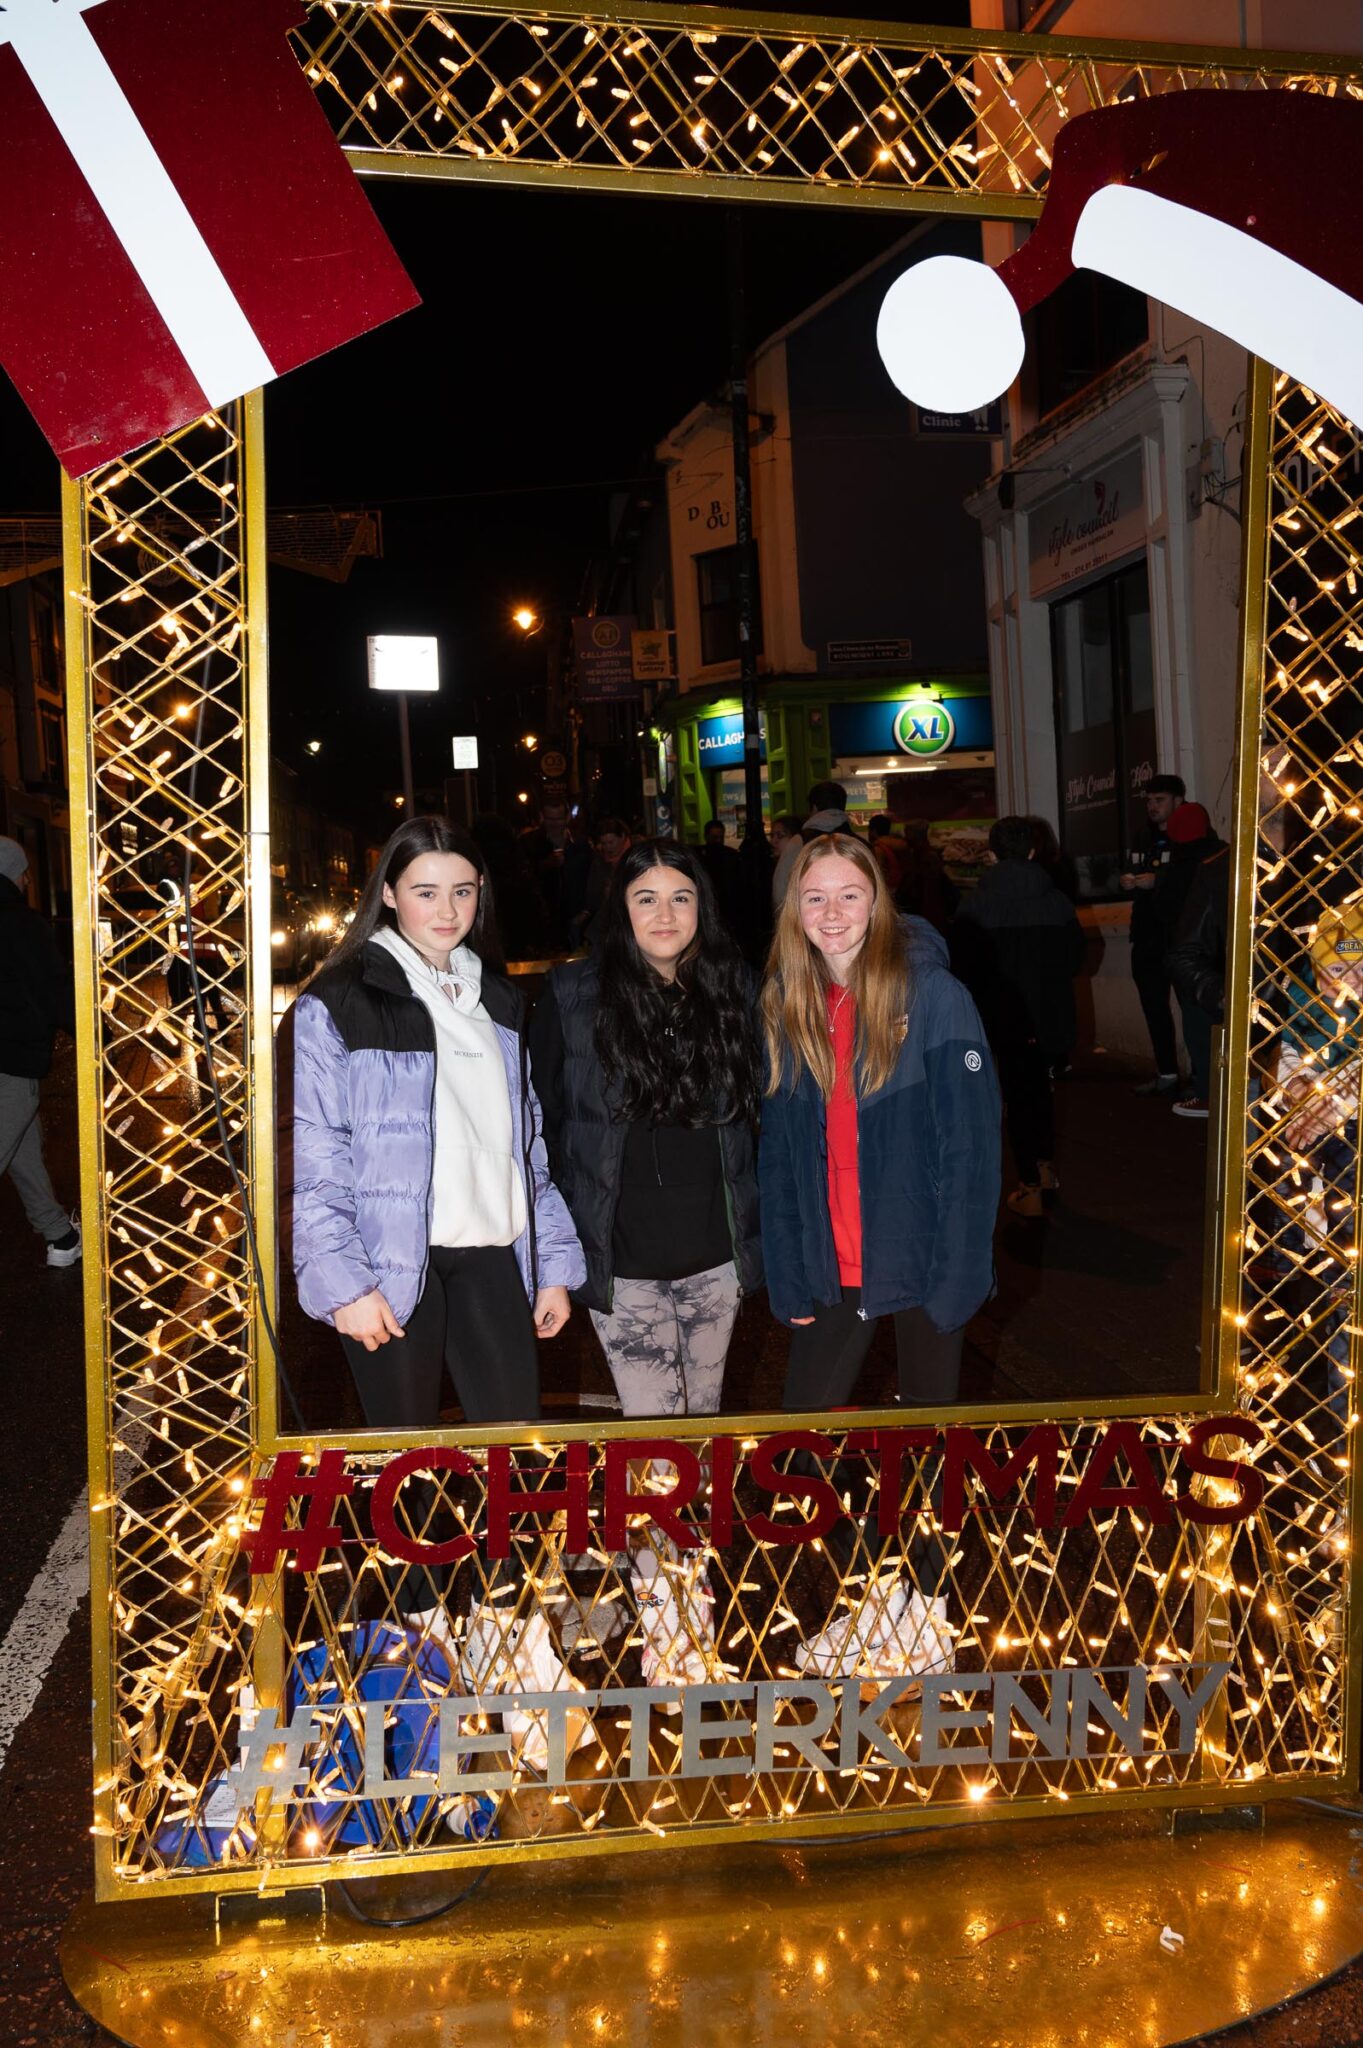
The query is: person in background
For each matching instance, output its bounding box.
[1120,773,1187,1094]
[1027,814,1079,903]
[759,834,999,1681]
[291,816,587,1771]
[471,812,550,962]
[867,813,909,893]
[530,839,762,1683]
[1160,801,1225,1120]
[894,819,958,931]
[577,816,632,948]
[0,836,80,1268]
[1166,837,1231,1120]
[699,817,747,945]
[1274,905,1363,1427]
[955,815,1085,1218]
[771,780,858,909]
[770,814,803,869]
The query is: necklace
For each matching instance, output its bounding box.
[827,984,852,1039]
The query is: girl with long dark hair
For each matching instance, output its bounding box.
[291,816,586,1763]
[759,834,1000,1682]
[529,838,762,1680]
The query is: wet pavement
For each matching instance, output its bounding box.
[3,1040,1363,2045]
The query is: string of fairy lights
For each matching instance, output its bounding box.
[64,19,1363,1887]
[296,1,1339,202]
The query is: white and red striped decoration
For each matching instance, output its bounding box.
[0,0,419,474]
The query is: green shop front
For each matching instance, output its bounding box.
[656,676,995,878]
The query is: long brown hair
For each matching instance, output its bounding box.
[762,834,909,1099]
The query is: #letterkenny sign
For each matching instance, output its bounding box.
[0,0,419,475]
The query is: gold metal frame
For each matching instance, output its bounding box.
[63,4,1363,1899]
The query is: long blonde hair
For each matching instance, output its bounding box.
[762,834,910,1099]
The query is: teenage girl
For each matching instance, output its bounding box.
[292,816,587,1762]
[758,833,1000,1680]
[529,837,762,1679]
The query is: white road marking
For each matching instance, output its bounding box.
[0,1491,89,1777]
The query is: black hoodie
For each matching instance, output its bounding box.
[0,876,70,1079]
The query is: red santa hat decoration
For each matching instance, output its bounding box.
[0,0,419,475]
[877,90,1363,428]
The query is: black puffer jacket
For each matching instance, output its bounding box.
[1167,844,1230,1023]
[0,876,70,1079]
[953,857,1085,1059]
[528,957,763,1312]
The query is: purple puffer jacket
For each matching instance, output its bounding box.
[292,941,585,1327]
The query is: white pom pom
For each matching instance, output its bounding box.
[876,255,1025,413]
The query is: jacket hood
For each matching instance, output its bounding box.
[902,912,948,970]
[804,810,854,837]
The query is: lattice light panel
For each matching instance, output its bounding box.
[61,14,1363,1896]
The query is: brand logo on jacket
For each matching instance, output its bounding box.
[964,1049,983,1072]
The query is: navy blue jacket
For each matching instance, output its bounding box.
[759,919,1000,1331]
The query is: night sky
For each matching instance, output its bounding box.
[0,0,974,837]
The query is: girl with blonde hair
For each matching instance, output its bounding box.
[758,833,1000,1679]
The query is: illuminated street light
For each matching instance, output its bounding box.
[305,739,322,756]
[516,790,530,804]
[522,732,538,750]
[512,605,538,633]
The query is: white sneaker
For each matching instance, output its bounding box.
[461,1607,589,1773]
[45,1214,82,1268]
[633,1545,716,1686]
[898,1592,955,1680]
[796,1575,908,1679]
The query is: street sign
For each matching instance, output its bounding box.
[632,627,674,681]
[452,735,478,770]
[540,748,567,779]
[368,635,439,692]
[573,615,638,701]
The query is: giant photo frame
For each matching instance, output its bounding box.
[64,5,1363,1896]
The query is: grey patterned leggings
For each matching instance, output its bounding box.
[589,1261,741,1417]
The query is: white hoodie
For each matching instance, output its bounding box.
[371,926,526,1249]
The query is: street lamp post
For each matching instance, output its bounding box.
[367,634,440,815]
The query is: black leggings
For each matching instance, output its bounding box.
[783,1294,963,1596]
[340,1244,540,1611]
[341,1243,540,1430]
[783,1294,963,1411]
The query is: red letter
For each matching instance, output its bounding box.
[603,1439,703,1552]
[485,1442,591,1560]
[942,1426,1059,1532]
[708,1434,737,1550]
[746,1431,841,1547]
[1176,1416,1266,1525]
[848,1427,938,1537]
[1061,1421,1174,1528]
[371,1447,476,1566]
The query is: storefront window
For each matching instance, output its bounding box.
[1051,559,1155,898]
[696,545,763,667]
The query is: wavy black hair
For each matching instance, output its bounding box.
[325,815,505,976]
[594,838,758,1127]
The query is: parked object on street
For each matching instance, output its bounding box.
[0,836,80,1266]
